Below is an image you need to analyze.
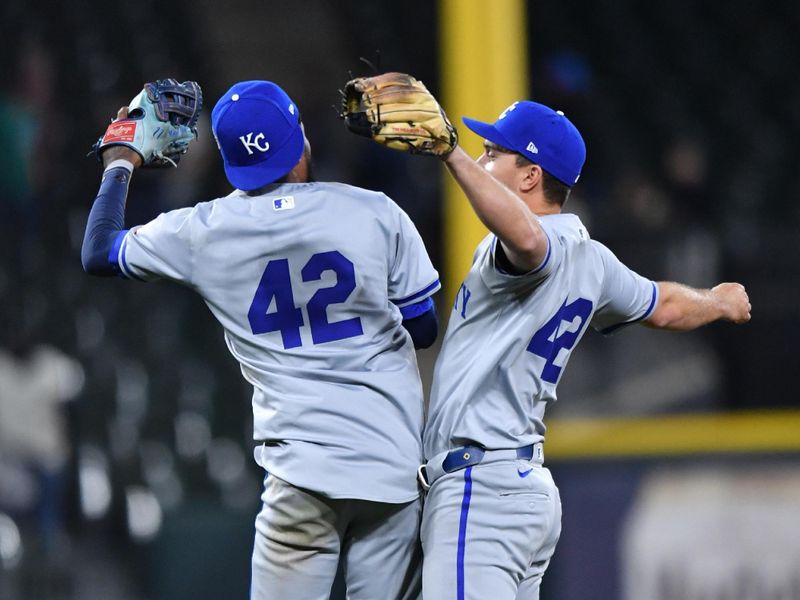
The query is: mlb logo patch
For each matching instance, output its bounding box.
[103,120,137,143]
[272,196,295,211]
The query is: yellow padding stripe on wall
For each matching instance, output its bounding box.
[439,0,529,302]
[545,410,800,459]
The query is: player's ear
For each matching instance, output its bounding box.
[519,163,542,193]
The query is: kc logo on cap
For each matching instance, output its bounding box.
[211,80,305,191]
[239,132,270,155]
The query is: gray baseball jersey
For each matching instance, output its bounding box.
[112,181,439,503]
[424,213,657,458]
[420,213,656,600]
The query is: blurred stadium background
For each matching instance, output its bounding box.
[1,0,799,598]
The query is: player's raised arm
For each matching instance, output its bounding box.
[644,281,752,330]
[81,80,202,276]
[81,106,139,275]
[339,73,585,274]
[441,145,548,272]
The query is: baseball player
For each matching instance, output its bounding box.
[339,74,751,600]
[420,103,751,599]
[81,79,440,600]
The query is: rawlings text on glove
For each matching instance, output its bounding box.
[93,79,203,168]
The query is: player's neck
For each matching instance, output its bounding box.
[533,206,562,216]
[284,170,308,184]
[284,154,311,183]
[526,192,562,216]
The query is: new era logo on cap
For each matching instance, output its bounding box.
[462,101,586,186]
[211,80,305,191]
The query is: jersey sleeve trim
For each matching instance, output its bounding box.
[530,232,553,275]
[392,279,441,308]
[107,229,128,275]
[116,232,146,282]
[599,281,659,335]
[492,231,552,276]
[399,297,434,320]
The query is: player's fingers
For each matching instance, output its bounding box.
[736,300,752,323]
[116,106,129,120]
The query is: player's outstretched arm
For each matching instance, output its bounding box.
[442,146,549,272]
[644,281,751,331]
[82,108,142,277]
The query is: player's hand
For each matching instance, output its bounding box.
[340,72,458,158]
[101,107,144,169]
[92,79,202,168]
[712,282,751,324]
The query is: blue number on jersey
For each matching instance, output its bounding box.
[527,297,593,383]
[453,283,472,319]
[248,258,305,349]
[248,251,364,348]
[302,251,364,344]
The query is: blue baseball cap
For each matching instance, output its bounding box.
[462,101,586,186]
[211,80,304,191]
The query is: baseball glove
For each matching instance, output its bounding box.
[93,79,203,167]
[340,72,457,157]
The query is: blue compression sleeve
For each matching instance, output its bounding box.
[400,298,438,349]
[81,167,131,276]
